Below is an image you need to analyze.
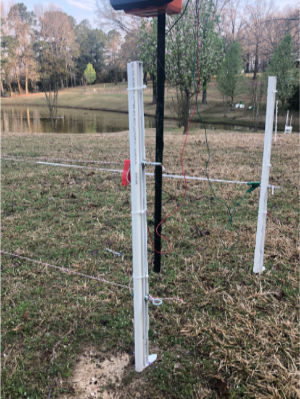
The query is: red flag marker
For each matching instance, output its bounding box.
[121,160,131,186]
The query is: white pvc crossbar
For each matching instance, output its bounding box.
[1,157,280,191]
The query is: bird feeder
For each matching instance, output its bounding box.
[110,0,182,17]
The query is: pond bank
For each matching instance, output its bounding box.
[2,82,296,132]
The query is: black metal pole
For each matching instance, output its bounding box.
[153,13,166,273]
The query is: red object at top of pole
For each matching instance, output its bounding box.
[125,0,182,17]
[110,0,182,17]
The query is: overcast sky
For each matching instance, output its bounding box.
[5,0,296,30]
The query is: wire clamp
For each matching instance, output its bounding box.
[147,295,163,306]
[131,209,147,215]
[247,181,260,193]
[142,160,162,167]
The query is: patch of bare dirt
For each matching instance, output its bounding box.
[59,347,131,399]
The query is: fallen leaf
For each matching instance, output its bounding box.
[173,362,184,372]
[106,239,115,246]
[196,195,204,200]
[130,355,135,364]
[271,288,283,299]
[213,376,229,398]
[180,317,188,326]
[68,179,75,185]
[195,225,210,237]
[15,248,24,256]
[11,323,23,332]
[22,311,30,321]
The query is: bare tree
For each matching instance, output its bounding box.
[95,0,140,34]
[105,30,123,84]
[34,4,75,131]
[219,0,245,49]
[7,3,37,94]
[248,77,265,130]
[241,0,276,79]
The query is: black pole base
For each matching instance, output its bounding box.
[153,13,166,273]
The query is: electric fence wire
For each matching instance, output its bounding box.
[148,1,203,255]
[193,0,261,250]
[1,155,123,165]
[1,157,280,190]
[1,251,183,305]
[166,0,192,34]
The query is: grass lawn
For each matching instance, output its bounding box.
[1,129,299,398]
[2,78,298,132]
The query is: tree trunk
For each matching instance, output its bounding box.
[143,71,147,85]
[14,61,22,94]
[8,82,12,97]
[183,91,190,134]
[1,80,4,97]
[151,73,157,104]
[223,96,227,116]
[202,79,207,104]
[25,63,28,94]
[61,79,64,88]
[281,100,285,116]
[253,44,259,80]
[246,53,250,73]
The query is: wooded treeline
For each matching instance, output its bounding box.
[1,2,130,96]
[96,0,299,77]
[1,0,298,97]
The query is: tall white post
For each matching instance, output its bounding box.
[127,61,156,372]
[253,76,277,274]
[274,100,278,142]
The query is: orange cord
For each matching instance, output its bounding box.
[148,6,202,254]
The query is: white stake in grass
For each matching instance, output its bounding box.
[127,61,157,372]
[284,110,293,133]
[253,76,277,274]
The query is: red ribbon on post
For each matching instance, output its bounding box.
[121,159,131,186]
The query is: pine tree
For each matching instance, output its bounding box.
[84,63,96,85]
[266,32,297,115]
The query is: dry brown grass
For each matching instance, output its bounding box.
[1,129,299,398]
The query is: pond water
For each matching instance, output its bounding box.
[1,106,257,134]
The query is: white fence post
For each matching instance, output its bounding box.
[127,61,157,372]
[274,100,278,142]
[253,76,277,274]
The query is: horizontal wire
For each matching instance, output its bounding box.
[1,156,281,190]
[1,251,183,304]
[1,155,123,165]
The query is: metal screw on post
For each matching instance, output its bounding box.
[154,12,166,273]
